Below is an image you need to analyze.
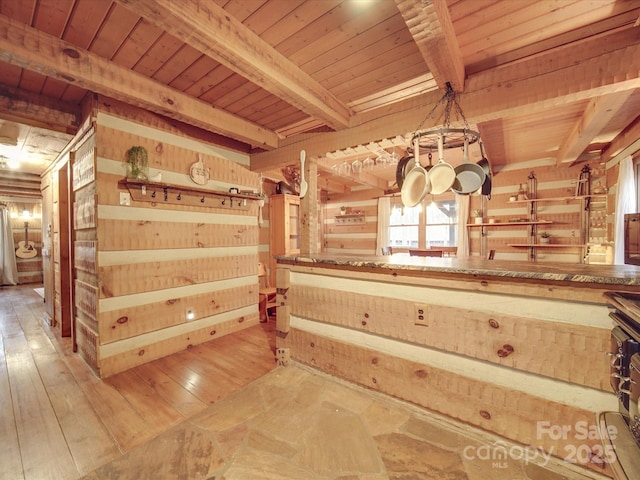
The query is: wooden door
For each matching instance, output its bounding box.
[40,174,54,325]
[55,165,72,336]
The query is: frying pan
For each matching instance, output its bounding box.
[395,155,416,190]
[476,142,492,199]
[401,163,431,207]
[428,133,456,195]
[452,138,486,195]
[400,138,431,207]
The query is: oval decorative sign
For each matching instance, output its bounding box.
[189,154,210,185]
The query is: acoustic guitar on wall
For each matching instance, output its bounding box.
[16,221,37,259]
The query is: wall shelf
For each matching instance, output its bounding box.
[335,213,366,225]
[508,194,606,204]
[118,178,261,210]
[467,220,553,227]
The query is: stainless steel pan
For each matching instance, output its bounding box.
[452,138,486,195]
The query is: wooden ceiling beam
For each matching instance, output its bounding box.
[560,90,635,167]
[115,0,351,131]
[0,84,80,135]
[0,14,278,149]
[395,0,465,92]
[251,32,640,172]
[601,114,640,163]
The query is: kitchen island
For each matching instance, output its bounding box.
[274,254,640,476]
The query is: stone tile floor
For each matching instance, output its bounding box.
[81,364,608,480]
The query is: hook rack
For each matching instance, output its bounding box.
[119,179,259,210]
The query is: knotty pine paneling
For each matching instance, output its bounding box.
[96,218,257,251]
[99,254,257,297]
[285,328,608,475]
[275,262,617,475]
[84,109,261,376]
[290,284,610,390]
[98,311,260,377]
[95,123,255,188]
[100,282,257,343]
[76,317,99,374]
[323,199,378,255]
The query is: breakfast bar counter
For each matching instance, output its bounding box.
[274,254,640,477]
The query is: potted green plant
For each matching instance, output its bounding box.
[540,232,551,244]
[127,146,149,180]
[471,209,483,224]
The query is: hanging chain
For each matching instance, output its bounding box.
[413,83,471,133]
[412,82,453,134]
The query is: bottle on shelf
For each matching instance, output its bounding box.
[517,183,528,201]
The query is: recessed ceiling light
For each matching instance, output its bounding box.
[7,158,19,169]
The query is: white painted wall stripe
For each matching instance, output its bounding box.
[323,233,377,239]
[324,248,375,255]
[291,317,617,413]
[97,204,256,226]
[99,275,256,311]
[290,271,612,328]
[100,304,257,358]
[97,112,250,166]
[98,245,258,266]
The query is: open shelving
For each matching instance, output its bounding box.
[118,178,261,210]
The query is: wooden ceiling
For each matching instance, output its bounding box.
[0,0,639,196]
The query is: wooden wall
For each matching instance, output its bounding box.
[323,188,381,255]
[320,159,610,263]
[2,198,43,284]
[471,159,610,263]
[276,263,618,476]
[73,99,263,377]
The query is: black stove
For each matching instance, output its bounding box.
[603,291,640,479]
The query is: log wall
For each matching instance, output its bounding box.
[320,158,610,263]
[72,101,262,377]
[3,199,43,284]
[275,262,618,476]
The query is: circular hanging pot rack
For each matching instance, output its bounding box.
[410,128,480,151]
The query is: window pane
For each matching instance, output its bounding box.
[387,198,458,249]
[425,200,457,247]
[390,204,419,226]
[389,225,419,248]
[389,202,420,248]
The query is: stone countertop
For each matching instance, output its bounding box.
[276,253,640,287]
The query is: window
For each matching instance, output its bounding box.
[389,196,458,249]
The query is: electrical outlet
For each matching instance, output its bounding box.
[276,348,290,366]
[414,303,430,326]
[119,192,131,206]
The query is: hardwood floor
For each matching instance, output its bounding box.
[0,284,277,480]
